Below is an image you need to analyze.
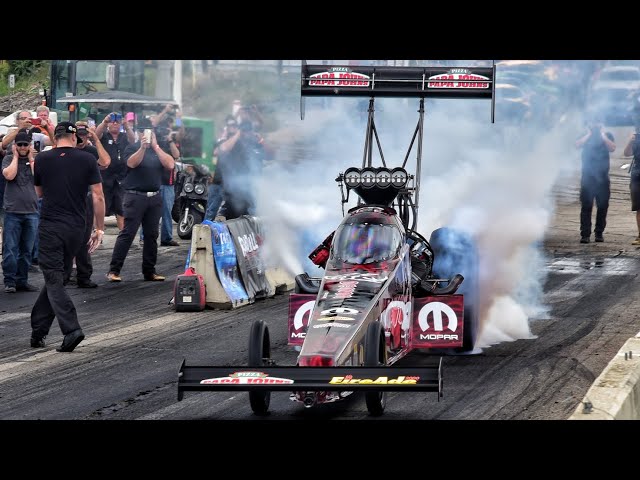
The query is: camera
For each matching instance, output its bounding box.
[33,140,41,152]
[29,117,42,126]
[155,126,171,138]
[110,113,123,123]
[238,121,253,132]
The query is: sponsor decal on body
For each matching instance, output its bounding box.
[411,295,464,348]
[288,294,315,344]
[329,375,419,385]
[324,273,388,283]
[427,69,490,89]
[201,371,294,385]
[309,67,370,87]
[312,322,351,329]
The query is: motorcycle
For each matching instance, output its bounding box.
[172,161,209,240]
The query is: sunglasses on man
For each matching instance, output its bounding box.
[16,142,30,147]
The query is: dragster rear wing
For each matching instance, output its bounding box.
[300,61,496,121]
[177,360,443,400]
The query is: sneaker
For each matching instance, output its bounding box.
[633,237,640,246]
[16,283,39,292]
[594,234,604,242]
[30,336,46,348]
[28,264,40,273]
[160,240,179,246]
[144,273,165,281]
[580,236,590,244]
[77,280,98,288]
[4,285,16,293]
[106,272,122,282]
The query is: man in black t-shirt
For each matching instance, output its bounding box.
[575,121,616,243]
[30,122,105,353]
[106,119,175,282]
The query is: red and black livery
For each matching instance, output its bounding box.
[178,61,495,416]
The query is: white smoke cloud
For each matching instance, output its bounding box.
[252,62,586,351]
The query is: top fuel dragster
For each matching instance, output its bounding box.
[177,61,496,416]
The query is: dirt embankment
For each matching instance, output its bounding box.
[0,90,43,117]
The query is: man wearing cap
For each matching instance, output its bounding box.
[1,110,52,151]
[106,117,175,282]
[30,122,105,353]
[66,122,111,288]
[1,129,40,293]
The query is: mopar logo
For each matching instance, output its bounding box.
[418,302,458,332]
[294,301,314,330]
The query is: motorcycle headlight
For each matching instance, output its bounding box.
[194,183,206,195]
[184,182,194,193]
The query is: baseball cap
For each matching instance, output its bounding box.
[54,121,83,143]
[54,121,78,135]
[15,128,32,144]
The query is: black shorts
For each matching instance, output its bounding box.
[631,180,640,211]
[103,181,124,217]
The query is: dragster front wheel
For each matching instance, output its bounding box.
[364,321,387,416]
[248,319,271,415]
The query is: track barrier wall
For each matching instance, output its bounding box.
[187,217,294,309]
[569,336,640,420]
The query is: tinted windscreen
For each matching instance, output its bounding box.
[331,223,402,264]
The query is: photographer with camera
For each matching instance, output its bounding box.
[575,119,616,243]
[214,115,266,219]
[623,128,640,245]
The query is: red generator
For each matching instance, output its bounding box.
[174,267,206,312]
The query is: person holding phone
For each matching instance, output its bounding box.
[1,111,51,151]
[95,112,135,232]
[106,117,175,282]
[35,105,56,144]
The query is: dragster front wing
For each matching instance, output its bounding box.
[177,359,443,400]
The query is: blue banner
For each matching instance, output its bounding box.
[202,220,249,303]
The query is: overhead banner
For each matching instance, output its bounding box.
[202,220,249,304]
[226,216,274,301]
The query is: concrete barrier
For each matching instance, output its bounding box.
[187,221,295,310]
[569,336,640,420]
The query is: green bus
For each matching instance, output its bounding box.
[46,60,215,168]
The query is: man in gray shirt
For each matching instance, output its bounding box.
[1,129,39,293]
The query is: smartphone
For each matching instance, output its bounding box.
[33,140,41,152]
[143,129,152,144]
[30,117,42,126]
[87,118,96,128]
[114,113,123,123]
[125,112,136,123]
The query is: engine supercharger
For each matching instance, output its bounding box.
[174,267,206,311]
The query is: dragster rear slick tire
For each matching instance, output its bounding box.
[248,319,271,415]
[429,227,480,353]
[364,321,387,416]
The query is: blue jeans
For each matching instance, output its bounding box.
[205,184,223,221]
[139,185,175,243]
[2,212,39,287]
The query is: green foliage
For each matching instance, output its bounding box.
[9,60,45,77]
[0,60,50,97]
